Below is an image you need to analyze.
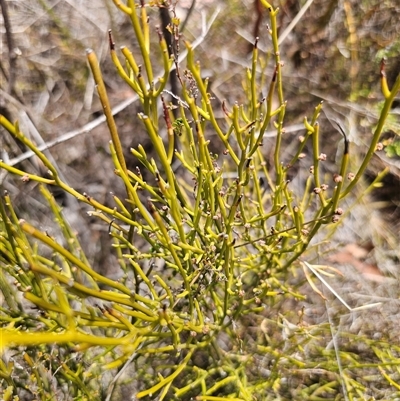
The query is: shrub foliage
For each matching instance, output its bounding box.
[1,1,399,400]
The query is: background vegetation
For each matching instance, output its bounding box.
[0,0,399,400]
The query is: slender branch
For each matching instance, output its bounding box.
[2,8,220,168]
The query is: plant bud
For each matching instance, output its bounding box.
[333,174,342,183]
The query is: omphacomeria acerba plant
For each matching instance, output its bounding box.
[1,0,399,400]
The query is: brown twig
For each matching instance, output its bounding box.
[0,0,17,94]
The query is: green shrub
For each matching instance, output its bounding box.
[1,1,399,400]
